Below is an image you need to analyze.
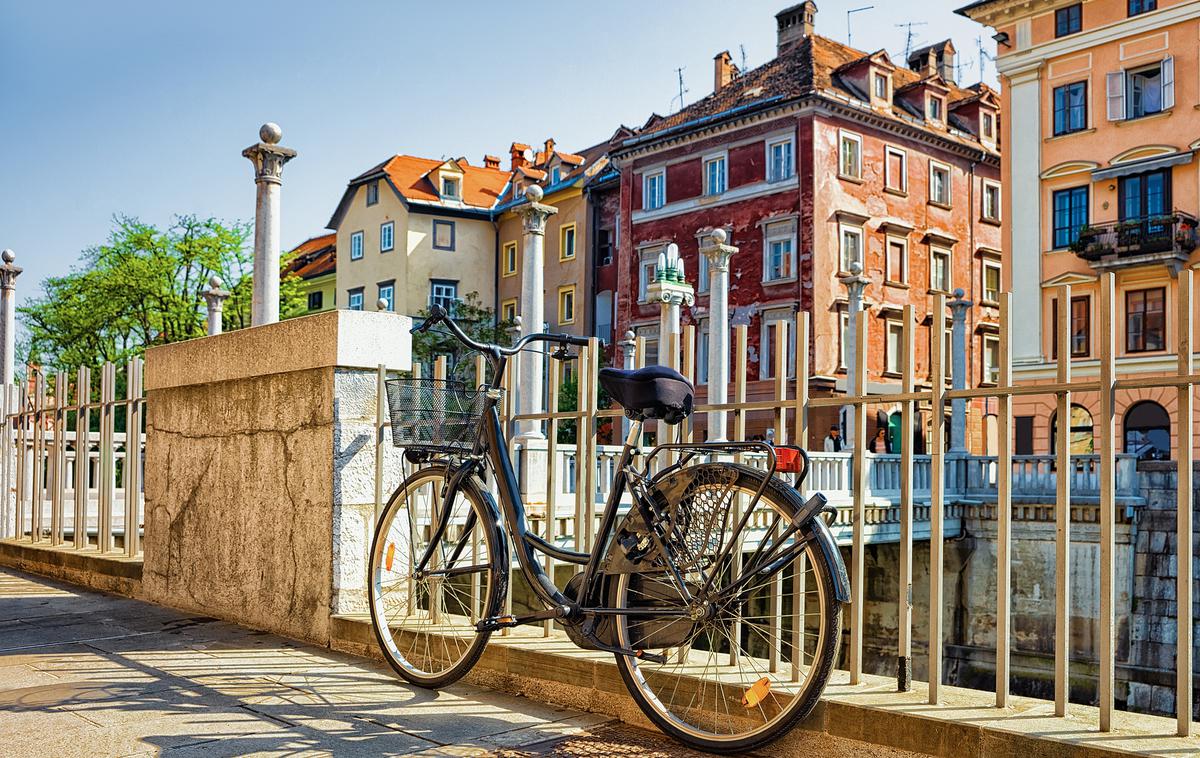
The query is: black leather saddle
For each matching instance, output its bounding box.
[598,366,694,425]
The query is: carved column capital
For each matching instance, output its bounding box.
[242,142,297,186]
[520,201,559,236]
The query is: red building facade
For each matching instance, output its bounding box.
[611,4,1003,450]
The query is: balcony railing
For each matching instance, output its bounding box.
[1071,211,1198,267]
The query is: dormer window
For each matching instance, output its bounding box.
[927,96,944,122]
[366,181,379,206]
[550,167,561,184]
[981,111,995,140]
[873,72,889,100]
[441,176,461,199]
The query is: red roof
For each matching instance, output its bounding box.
[285,233,336,279]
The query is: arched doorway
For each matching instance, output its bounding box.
[1050,404,1095,455]
[1123,400,1170,460]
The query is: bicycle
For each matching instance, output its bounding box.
[367,305,850,754]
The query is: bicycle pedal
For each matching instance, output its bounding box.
[635,650,668,664]
[476,615,518,632]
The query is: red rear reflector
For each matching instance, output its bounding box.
[775,448,803,473]
[385,543,396,571]
[742,677,772,708]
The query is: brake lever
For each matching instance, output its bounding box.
[551,345,574,361]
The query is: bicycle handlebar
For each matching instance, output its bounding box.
[411,304,590,356]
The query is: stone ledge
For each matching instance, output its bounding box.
[331,613,1200,758]
[0,539,143,598]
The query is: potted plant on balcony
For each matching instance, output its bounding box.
[1070,226,1110,259]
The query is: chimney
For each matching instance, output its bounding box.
[713,50,739,93]
[543,138,556,160]
[483,154,501,170]
[908,40,957,84]
[776,1,817,56]
[509,142,529,172]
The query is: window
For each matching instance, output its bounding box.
[885,147,907,193]
[929,162,951,206]
[839,310,850,369]
[885,321,904,375]
[840,225,863,272]
[982,111,995,140]
[761,310,796,380]
[1111,58,1174,120]
[982,335,1000,385]
[697,251,711,293]
[873,73,889,100]
[1126,287,1165,352]
[380,221,394,252]
[930,248,951,292]
[704,155,727,195]
[1015,416,1035,455]
[839,131,862,179]
[502,242,518,277]
[982,261,1001,303]
[1051,186,1089,249]
[886,237,907,283]
[1050,404,1094,455]
[927,96,944,122]
[1055,3,1082,37]
[366,181,379,206]
[432,220,455,251]
[638,247,660,302]
[983,181,1001,222]
[1119,168,1171,223]
[643,170,665,210]
[597,229,613,266]
[501,298,517,324]
[377,281,395,312]
[1124,401,1170,460]
[441,176,461,199]
[1052,295,1091,358]
[550,166,561,184]
[558,285,576,325]
[350,231,364,261]
[1129,0,1156,16]
[1053,82,1088,136]
[764,221,796,282]
[430,280,459,313]
[560,224,576,261]
[347,288,364,311]
[1128,62,1167,118]
[307,291,323,311]
[696,319,710,384]
[768,138,794,182]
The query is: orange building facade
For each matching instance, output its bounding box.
[960,0,1200,458]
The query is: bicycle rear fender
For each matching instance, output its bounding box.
[804,513,851,604]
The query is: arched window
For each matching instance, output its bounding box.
[1050,404,1095,455]
[1124,401,1171,460]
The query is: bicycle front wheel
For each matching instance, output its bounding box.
[613,463,842,754]
[368,465,506,688]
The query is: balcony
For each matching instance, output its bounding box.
[1071,211,1198,272]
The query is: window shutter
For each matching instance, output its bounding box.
[1162,55,1175,110]
[1107,71,1126,121]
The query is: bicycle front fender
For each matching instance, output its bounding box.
[804,512,851,604]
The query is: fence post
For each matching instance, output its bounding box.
[0,384,11,538]
[849,304,867,685]
[124,357,143,557]
[31,370,45,542]
[929,293,947,704]
[1054,283,1072,717]
[1176,269,1193,736]
[1097,274,1116,730]
[898,304,916,692]
[73,366,90,549]
[996,294,1013,706]
[50,371,66,546]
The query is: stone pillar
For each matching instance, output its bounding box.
[204,276,230,336]
[619,330,636,440]
[0,250,22,386]
[949,289,973,454]
[242,123,296,327]
[646,243,695,443]
[700,229,736,441]
[515,185,558,442]
[839,262,869,446]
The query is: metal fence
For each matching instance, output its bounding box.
[0,358,145,557]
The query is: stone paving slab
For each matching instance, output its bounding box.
[0,567,702,757]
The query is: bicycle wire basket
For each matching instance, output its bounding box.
[385,377,490,453]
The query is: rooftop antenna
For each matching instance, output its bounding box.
[975,35,996,80]
[895,21,928,61]
[739,44,747,75]
[846,6,873,48]
[670,66,689,113]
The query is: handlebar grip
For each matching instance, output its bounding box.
[411,304,447,335]
[563,335,590,347]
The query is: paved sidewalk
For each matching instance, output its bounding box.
[0,567,705,757]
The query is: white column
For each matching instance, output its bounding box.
[515,185,558,441]
[839,262,869,447]
[242,123,296,327]
[0,250,21,386]
[1000,64,1043,365]
[949,289,972,454]
[204,276,230,336]
[646,244,695,443]
[700,229,736,441]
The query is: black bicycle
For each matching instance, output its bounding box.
[367,305,849,754]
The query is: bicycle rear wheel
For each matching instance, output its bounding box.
[613,463,842,754]
[368,466,506,688]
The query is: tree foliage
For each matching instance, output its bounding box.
[20,215,303,372]
[411,292,515,384]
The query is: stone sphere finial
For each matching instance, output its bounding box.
[624,330,636,342]
[376,298,390,311]
[953,287,966,299]
[209,275,223,289]
[524,184,543,203]
[1,250,13,265]
[259,123,283,144]
[710,228,727,245]
[849,261,863,275]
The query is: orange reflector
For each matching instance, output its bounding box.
[385,543,395,571]
[742,677,771,708]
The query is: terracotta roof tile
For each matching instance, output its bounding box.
[374,155,512,209]
[286,233,336,279]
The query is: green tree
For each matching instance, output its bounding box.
[411,292,515,384]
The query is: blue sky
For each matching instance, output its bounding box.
[0,0,994,310]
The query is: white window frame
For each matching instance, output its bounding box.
[982,334,1000,385]
[839,223,864,273]
[884,146,908,193]
[885,235,908,283]
[929,161,952,206]
[380,221,394,252]
[350,231,364,261]
[873,72,890,101]
[982,180,1002,222]
[347,288,364,311]
[440,174,461,200]
[703,153,727,196]
[762,221,797,283]
[982,259,1002,304]
[981,110,995,140]
[767,137,795,182]
[760,309,797,380]
[550,166,561,184]
[885,320,904,375]
[927,95,944,123]
[839,309,850,370]
[930,247,952,292]
[638,245,662,302]
[377,282,395,312]
[643,170,666,210]
[839,130,863,179]
[430,280,458,311]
